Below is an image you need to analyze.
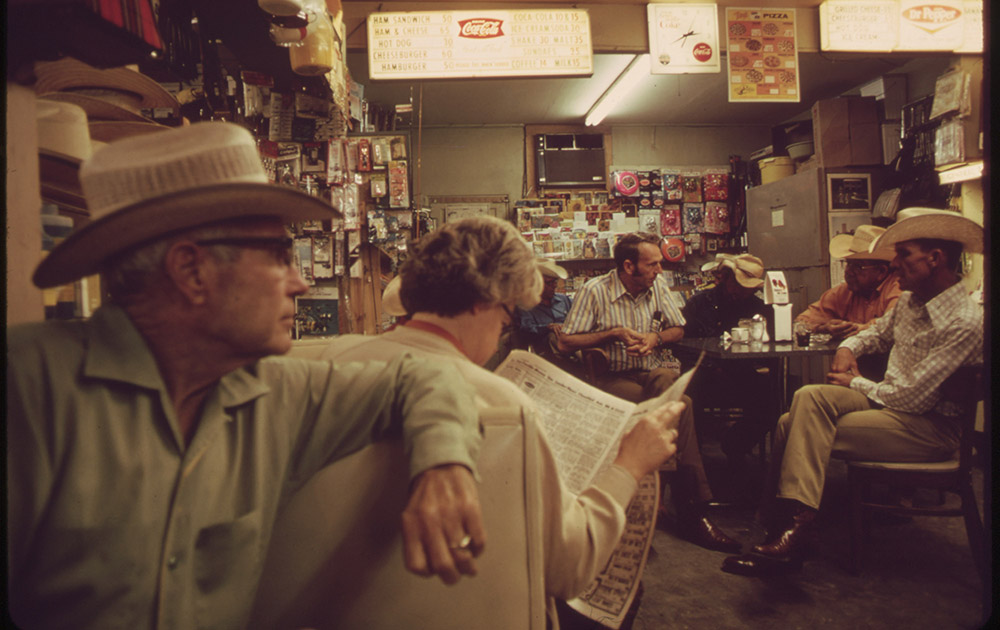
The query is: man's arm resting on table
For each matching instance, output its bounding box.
[555,326,639,354]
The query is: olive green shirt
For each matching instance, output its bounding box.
[6,305,481,629]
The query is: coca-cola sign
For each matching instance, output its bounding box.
[458,18,504,38]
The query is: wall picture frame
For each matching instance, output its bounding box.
[827,173,872,212]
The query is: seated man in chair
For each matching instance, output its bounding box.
[681,253,774,481]
[722,209,983,577]
[555,232,741,554]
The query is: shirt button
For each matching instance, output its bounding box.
[167,555,179,570]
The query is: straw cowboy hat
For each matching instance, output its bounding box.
[701,253,765,289]
[35,57,179,123]
[537,258,568,280]
[829,225,894,262]
[33,121,341,288]
[874,207,983,254]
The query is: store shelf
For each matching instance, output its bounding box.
[937,160,984,184]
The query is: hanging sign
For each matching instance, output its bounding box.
[726,7,800,103]
[819,0,982,52]
[819,0,898,51]
[648,3,721,74]
[897,0,965,50]
[367,9,593,80]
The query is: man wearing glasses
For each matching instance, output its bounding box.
[7,122,486,629]
[795,225,902,339]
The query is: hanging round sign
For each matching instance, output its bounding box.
[614,171,640,197]
[661,237,685,262]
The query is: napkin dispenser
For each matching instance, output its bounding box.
[764,271,793,341]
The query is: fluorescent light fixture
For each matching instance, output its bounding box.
[584,54,650,126]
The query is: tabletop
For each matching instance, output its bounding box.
[672,336,840,360]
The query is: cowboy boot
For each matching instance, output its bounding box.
[751,500,818,562]
[667,467,742,554]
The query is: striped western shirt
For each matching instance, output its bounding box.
[841,281,983,417]
[561,269,686,372]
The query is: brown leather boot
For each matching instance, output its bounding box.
[751,502,817,561]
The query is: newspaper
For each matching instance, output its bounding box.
[495,350,700,629]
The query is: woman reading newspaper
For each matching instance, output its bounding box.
[272,216,683,630]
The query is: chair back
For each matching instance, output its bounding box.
[249,406,546,630]
[939,365,984,474]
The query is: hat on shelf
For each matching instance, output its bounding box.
[36,57,178,142]
[828,225,894,262]
[33,121,342,289]
[537,258,568,280]
[381,276,407,317]
[701,252,765,289]
[35,57,180,122]
[36,99,93,164]
[873,207,983,255]
[88,120,173,143]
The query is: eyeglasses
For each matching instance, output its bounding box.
[195,236,295,266]
[845,261,886,272]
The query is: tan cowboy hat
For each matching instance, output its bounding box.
[381,276,406,317]
[33,121,341,288]
[874,207,983,254]
[829,225,894,262]
[35,57,179,120]
[701,253,765,289]
[537,258,568,280]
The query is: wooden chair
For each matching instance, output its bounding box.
[839,365,985,579]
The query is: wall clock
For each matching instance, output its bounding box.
[648,3,721,74]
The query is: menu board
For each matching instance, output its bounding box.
[818,0,982,53]
[726,7,800,103]
[819,0,898,51]
[367,9,593,80]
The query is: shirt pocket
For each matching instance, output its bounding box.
[194,510,263,604]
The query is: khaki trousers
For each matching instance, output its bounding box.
[597,368,712,502]
[770,384,961,510]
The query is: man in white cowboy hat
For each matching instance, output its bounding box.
[6,122,487,628]
[556,232,742,555]
[680,253,775,478]
[310,217,682,629]
[513,258,573,361]
[722,208,983,577]
[795,224,902,339]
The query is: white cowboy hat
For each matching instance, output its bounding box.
[701,252,765,289]
[874,207,983,254]
[36,99,93,164]
[33,121,341,288]
[537,258,568,280]
[829,225,894,262]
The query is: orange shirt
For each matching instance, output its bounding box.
[795,272,902,333]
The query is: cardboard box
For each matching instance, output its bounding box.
[812,96,882,167]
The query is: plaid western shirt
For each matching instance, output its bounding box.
[561,269,686,373]
[841,281,983,416]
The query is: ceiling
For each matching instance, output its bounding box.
[200,1,954,129]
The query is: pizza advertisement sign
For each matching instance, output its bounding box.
[725,7,800,103]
